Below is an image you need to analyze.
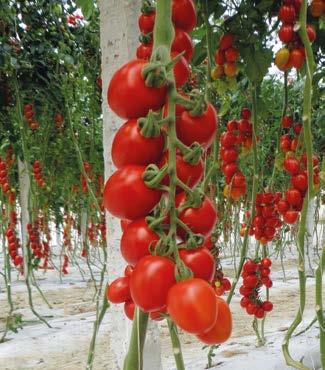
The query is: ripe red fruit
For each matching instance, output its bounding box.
[261,258,272,268]
[243,275,258,288]
[255,308,265,319]
[276,199,289,215]
[215,49,225,65]
[106,276,131,304]
[278,24,294,43]
[281,116,293,128]
[225,47,239,62]
[290,48,305,69]
[306,25,316,42]
[220,131,237,148]
[220,33,234,50]
[243,259,258,274]
[278,5,296,23]
[285,188,302,206]
[284,156,300,175]
[262,301,273,312]
[283,210,299,224]
[241,108,251,120]
[291,172,308,192]
[293,123,302,135]
[240,297,250,308]
[221,148,238,163]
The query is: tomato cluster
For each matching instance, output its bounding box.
[221,108,253,201]
[23,103,39,130]
[309,0,325,17]
[239,258,273,319]
[33,160,46,188]
[280,115,302,153]
[104,1,233,346]
[249,192,283,245]
[212,33,239,79]
[27,221,46,263]
[62,254,69,274]
[277,152,319,224]
[5,226,23,267]
[275,0,316,71]
[0,157,12,196]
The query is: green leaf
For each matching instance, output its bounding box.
[76,0,94,19]
[240,46,273,83]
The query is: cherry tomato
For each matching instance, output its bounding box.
[176,193,218,239]
[281,116,293,128]
[130,255,176,312]
[106,276,131,303]
[167,278,218,334]
[120,218,160,266]
[278,24,294,43]
[136,43,153,60]
[112,119,165,168]
[172,28,194,61]
[291,172,308,192]
[289,48,305,69]
[121,219,132,232]
[283,156,300,175]
[283,210,299,224]
[159,151,203,192]
[172,52,190,87]
[276,199,289,215]
[138,12,155,34]
[306,25,316,42]
[285,188,302,206]
[219,33,234,50]
[176,103,217,149]
[172,0,196,33]
[124,301,135,320]
[179,247,215,282]
[310,0,324,17]
[107,59,167,119]
[197,297,232,344]
[103,165,162,220]
[224,62,237,77]
[225,47,239,62]
[278,5,296,23]
[215,49,225,65]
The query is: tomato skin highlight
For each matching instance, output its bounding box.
[120,218,160,266]
[167,278,218,334]
[197,297,232,344]
[107,59,167,119]
[176,103,218,149]
[179,247,216,282]
[103,165,162,220]
[112,119,165,168]
[130,255,176,312]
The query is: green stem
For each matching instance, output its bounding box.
[167,320,186,370]
[315,245,325,369]
[123,309,149,370]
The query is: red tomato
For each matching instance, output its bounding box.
[159,151,203,192]
[280,135,292,152]
[293,123,302,135]
[167,278,218,334]
[112,119,165,168]
[150,307,167,321]
[224,47,239,62]
[176,193,218,239]
[120,219,132,232]
[197,297,232,344]
[220,131,237,148]
[221,148,238,164]
[276,199,289,215]
[291,172,308,192]
[283,210,299,224]
[262,301,273,312]
[285,188,302,206]
[106,276,131,303]
[172,0,196,33]
[120,218,159,266]
[243,259,258,274]
[306,25,316,42]
[223,162,238,180]
[107,59,167,119]
[172,28,194,61]
[241,108,251,120]
[124,265,134,277]
[281,116,293,128]
[179,247,216,282]
[136,43,153,60]
[138,12,155,34]
[176,103,217,149]
[278,24,294,43]
[261,257,272,268]
[283,156,300,175]
[290,48,305,69]
[227,119,238,131]
[130,255,176,312]
[172,52,190,87]
[219,33,234,50]
[215,49,225,65]
[103,165,162,220]
[278,5,296,23]
[124,301,135,320]
[202,236,214,250]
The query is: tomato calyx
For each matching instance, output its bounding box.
[137,110,163,138]
[140,0,155,14]
[142,163,168,188]
[174,90,207,117]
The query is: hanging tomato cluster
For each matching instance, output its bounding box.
[221,108,253,201]
[277,152,319,224]
[0,157,12,195]
[104,0,233,347]
[275,0,316,71]
[280,115,302,153]
[23,103,39,130]
[250,192,283,245]
[5,226,23,267]
[212,33,239,79]
[27,220,47,264]
[32,160,46,188]
[239,258,273,319]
